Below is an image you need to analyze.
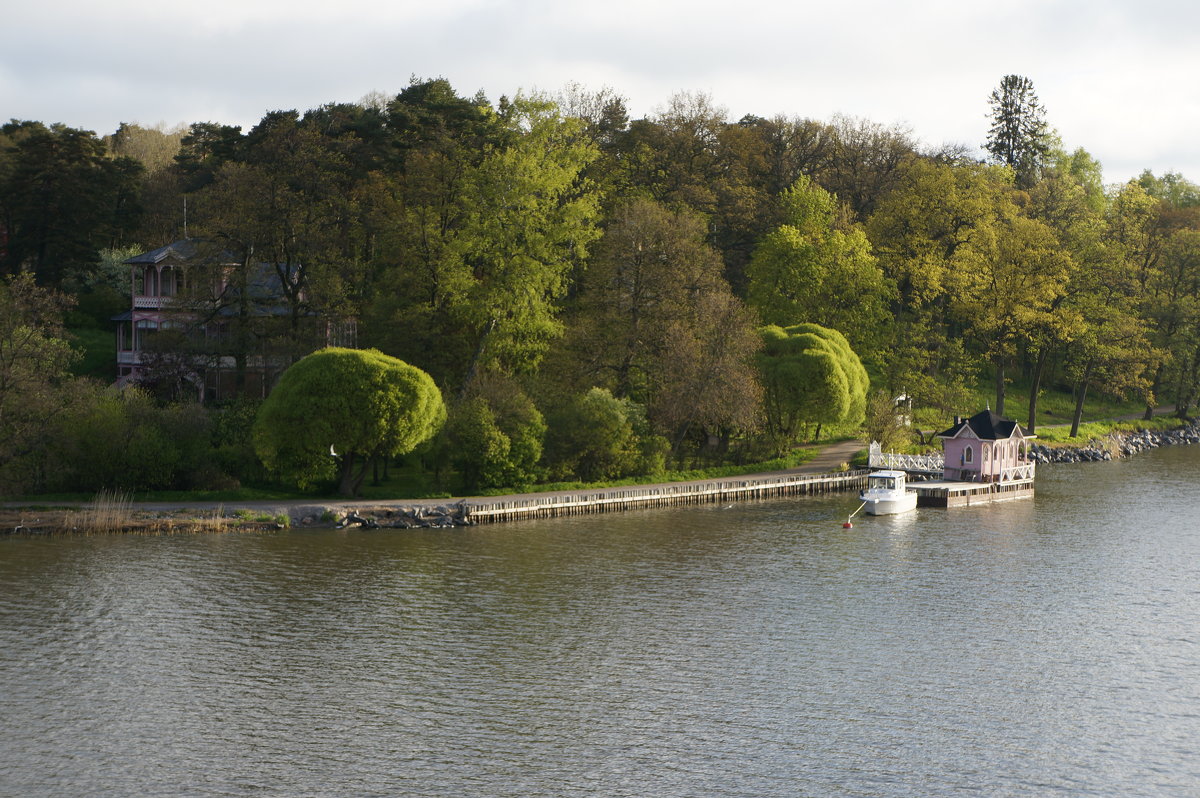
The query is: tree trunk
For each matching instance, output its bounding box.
[994,359,1006,418]
[338,452,370,497]
[1144,362,1165,421]
[459,318,497,398]
[1026,347,1051,434]
[1070,363,1094,438]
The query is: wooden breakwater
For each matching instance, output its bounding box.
[464,469,870,524]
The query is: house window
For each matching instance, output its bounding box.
[964,445,974,464]
[135,319,157,349]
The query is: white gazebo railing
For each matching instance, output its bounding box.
[868,442,945,475]
[999,462,1036,482]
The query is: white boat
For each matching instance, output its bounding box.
[859,470,918,515]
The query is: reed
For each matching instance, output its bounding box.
[64,489,135,533]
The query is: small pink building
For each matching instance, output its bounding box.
[937,409,1036,483]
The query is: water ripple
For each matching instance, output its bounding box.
[3,448,1200,796]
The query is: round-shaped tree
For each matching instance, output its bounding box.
[758,323,869,448]
[253,348,446,496]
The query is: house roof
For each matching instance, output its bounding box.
[937,409,1032,440]
[124,239,238,266]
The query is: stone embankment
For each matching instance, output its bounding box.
[1029,422,1200,464]
[327,503,471,529]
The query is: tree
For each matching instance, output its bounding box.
[443,376,547,490]
[953,212,1073,417]
[562,197,762,449]
[985,75,1051,188]
[543,387,640,481]
[865,160,1007,410]
[0,274,79,495]
[566,197,728,398]
[367,92,601,391]
[109,122,185,174]
[0,121,143,282]
[758,323,868,449]
[454,94,602,386]
[746,175,891,350]
[195,111,359,359]
[1063,309,1157,437]
[823,115,919,220]
[253,348,446,496]
[1021,157,1108,432]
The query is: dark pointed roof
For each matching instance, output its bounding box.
[937,409,1032,440]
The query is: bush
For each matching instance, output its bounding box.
[443,379,547,491]
[544,387,647,482]
[44,385,217,492]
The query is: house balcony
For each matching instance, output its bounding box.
[133,295,175,310]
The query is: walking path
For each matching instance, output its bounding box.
[3,439,868,523]
[132,438,870,518]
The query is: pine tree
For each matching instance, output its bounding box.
[984,75,1050,188]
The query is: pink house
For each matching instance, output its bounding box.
[937,409,1036,483]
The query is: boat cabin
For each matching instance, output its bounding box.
[865,470,907,493]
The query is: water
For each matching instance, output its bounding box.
[2,447,1199,797]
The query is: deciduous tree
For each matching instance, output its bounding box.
[746,175,891,351]
[253,348,445,496]
[758,323,868,448]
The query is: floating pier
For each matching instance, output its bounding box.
[464,470,870,524]
[911,478,1035,508]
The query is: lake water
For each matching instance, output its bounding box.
[2,447,1199,797]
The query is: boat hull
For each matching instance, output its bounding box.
[860,491,918,516]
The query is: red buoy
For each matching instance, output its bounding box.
[843,521,853,528]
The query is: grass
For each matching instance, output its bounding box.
[234,509,290,527]
[1033,416,1183,446]
[68,326,118,381]
[61,489,134,533]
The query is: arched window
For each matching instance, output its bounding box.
[964,445,974,464]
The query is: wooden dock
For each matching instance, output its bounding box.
[912,478,1035,508]
[465,469,870,524]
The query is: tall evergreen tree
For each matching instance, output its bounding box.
[984,75,1051,189]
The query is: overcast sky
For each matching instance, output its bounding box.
[5,0,1197,185]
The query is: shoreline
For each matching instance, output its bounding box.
[1029,420,1200,464]
[6,424,1198,535]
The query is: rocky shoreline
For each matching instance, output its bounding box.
[1029,421,1200,464]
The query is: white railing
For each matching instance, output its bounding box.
[999,462,1036,481]
[868,442,945,474]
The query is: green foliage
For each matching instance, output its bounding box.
[443,381,547,491]
[41,386,216,493]
[985,75,1051,188]
[253,348,446,496]
[544,387,658,482]
[210,398,268,487]
[758,323,869,449]
[864,390,911,452]
[746,176,892,350]
[0,275,81,496]
[0,121,143,282]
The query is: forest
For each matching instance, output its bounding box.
[3,74,1200,498]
